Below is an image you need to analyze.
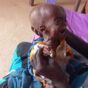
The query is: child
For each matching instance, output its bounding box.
[29,4,88,88]
[30,4,88,58]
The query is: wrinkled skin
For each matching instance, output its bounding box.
[30,4,69,88]
[30,4,88,58]
[30,4,66,51]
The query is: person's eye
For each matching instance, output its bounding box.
[35,29,43,37]
[54,17,64,25]
[59,29,65,34]
[54,18,61,25]
[31,27,39,35]
[40,25,46,32]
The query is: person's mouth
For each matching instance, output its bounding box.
[46,41,60,51]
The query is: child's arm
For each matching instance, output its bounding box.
[31,47,69,88]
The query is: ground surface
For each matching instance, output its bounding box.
[0,0,85,78]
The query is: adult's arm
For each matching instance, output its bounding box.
[66,30,88,58]
[65,9,88,58]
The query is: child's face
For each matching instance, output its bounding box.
[30,5,66,50]
[31,15,66,50]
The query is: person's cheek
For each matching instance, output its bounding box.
[50,28,56,38]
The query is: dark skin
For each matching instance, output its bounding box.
[31,48,69,88]
[30,4,88,58]
[30,4,70,88]
[29,0,34,6]
[30,4,66,51]
[29,4,88,88]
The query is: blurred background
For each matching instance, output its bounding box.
[0,0,86,78]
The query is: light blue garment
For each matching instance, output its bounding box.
[0,78,7,84]
[9,48,22,72]
[71,71,88,88]
[8,68,42,88]
[0,48,22,85]
[7,39,42,88]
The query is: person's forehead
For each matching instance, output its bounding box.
[30,8,57,29]
[30,4,65,20]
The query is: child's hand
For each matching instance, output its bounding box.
[42,45,52,56]
[30,47,69,88]
[30,47,49,72]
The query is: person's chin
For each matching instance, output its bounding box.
[45,41,60,51]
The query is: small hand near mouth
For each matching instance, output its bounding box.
[30,46,69,88]
[42,45,53,57]
[36,42,55,57]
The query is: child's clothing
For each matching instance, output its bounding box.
[0,38,88,88]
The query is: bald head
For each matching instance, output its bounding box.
[29,4,66,50]
[29,4,66,32]
[30,4,65,17]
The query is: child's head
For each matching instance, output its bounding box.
[30,4,67,50]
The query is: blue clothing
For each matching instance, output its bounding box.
[7,38,44,88]
[71,71,88,88]
[9,48,22,72]
[0,38,44,88]
[8,68,42,88]
[0,38,88,88]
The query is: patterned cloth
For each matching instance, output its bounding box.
[0,38,88,88]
